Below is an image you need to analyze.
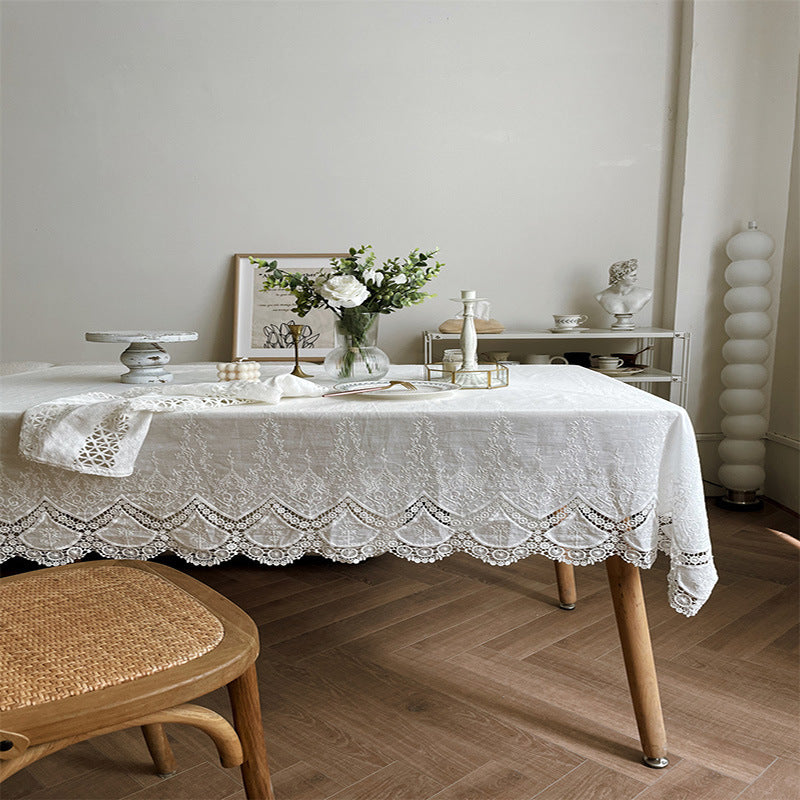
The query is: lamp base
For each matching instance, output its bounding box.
[716,490,763,512]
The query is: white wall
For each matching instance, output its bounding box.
[1,0,679,365]
[668,0,797,431]
[765,73,799,511]
[2,1,798,505]
[664,0,798,499]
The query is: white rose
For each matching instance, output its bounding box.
[363,268,384,286]
[390,274,408,285]
[318,274,369,308]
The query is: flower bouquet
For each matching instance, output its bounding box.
[251,246,443,379]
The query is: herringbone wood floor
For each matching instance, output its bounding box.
[2,500,798,800]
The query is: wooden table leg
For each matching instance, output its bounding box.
[227,664,275,799]
[554,561,577,609]
[605,555,669,768]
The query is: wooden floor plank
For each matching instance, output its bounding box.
[264,577,478,660]
[343,581,527,654]
[4,767,143,800]
[269,761,344,800]
[630,761,747,799]
[257,652,490,787]
[644,577,786,660]
[661,645,799,717]
[318,646,584,787]
[323,762,444,800]
[403,645,667,785]
[479,585,617,658]
[426,760,555,800]
[527,760,646,800]
[522,645,782,782]
[257,576,435,648]
[246,576,397,628]
[735,758,800,800]
[697,582,798,659]
[1,500,797,800]
[395,594,555,661]
[120,762,243,800]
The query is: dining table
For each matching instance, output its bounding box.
[0,361,718,769]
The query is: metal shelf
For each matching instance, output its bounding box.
[422,329,691,407]
[425,327,681,340]
[591,367,681,383]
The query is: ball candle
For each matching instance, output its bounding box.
[216,361,261,382]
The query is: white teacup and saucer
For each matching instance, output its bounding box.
[590,355,625,373]
[549,314,588,333]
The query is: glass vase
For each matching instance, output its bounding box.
[323,310,390,381]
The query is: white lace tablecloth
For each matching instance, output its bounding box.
[0,364,717,615]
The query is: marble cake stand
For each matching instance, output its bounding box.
[85,331,198,383]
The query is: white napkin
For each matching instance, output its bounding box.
[19,375,327,477]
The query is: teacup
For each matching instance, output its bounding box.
[525,354,569,365]
[552,314,588,329]
[591,355,624,370]
[480,351,511,363]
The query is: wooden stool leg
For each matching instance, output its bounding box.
[141,723,177,776]
[605,555,668,768]
[554,561,577,609]
[227,664,274,800]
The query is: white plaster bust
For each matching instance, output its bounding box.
[595,259,653,315]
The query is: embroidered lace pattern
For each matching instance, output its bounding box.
[2,387,718,617]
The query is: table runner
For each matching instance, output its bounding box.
[0,364,717,616]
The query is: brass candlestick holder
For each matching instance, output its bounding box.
[288,324,312,378]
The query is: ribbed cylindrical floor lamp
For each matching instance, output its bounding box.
[718,221,774,511]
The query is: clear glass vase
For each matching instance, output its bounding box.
[323,310,390,381]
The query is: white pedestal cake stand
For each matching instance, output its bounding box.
[85,331,198,383]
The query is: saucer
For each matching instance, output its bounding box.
[590,364,647,377]
[548,327,589,334]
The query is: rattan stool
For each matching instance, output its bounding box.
[0,560,273,799]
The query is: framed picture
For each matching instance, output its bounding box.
[232,253,345,361]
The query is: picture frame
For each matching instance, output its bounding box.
[232,253,346,361]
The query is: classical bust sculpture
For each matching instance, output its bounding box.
[595,259,653,315]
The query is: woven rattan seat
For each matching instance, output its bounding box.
[0,560,273,799]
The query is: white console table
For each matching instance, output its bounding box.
[423,327,690,407]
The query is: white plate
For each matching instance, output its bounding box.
[332,380,461,399]
[589,365,647,377]
[548,327,589,334]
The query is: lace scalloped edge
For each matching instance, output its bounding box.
[0,504,712,616]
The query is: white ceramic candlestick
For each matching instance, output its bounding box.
[450,290,494,388]
[718,221,773,510]
[459,290,479,370]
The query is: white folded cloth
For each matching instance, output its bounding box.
[19,375,327,477]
